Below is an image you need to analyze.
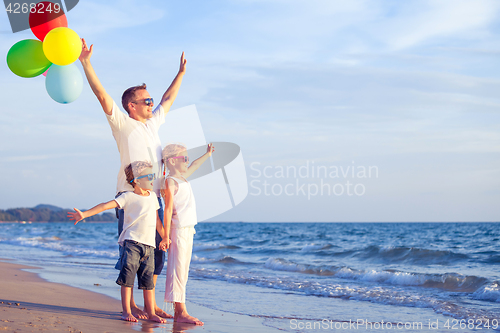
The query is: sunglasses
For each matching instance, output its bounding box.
[169,156,189,163]
[132,98,154,106]
[130,173,156,183]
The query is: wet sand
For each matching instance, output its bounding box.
[0,260,275,333]
[0,260,130,332]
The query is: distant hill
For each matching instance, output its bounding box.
[34,204,64,212]
[0,204,116,222]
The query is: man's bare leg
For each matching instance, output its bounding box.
[144,289,166,323]
[153,274,173,318]
[174,302,203,325]
[121,286,138,322]
[130,290,147,319]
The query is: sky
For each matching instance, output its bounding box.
[1,0,500,222]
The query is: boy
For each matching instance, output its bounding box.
[68,161,169,323]
[159,143,215,326]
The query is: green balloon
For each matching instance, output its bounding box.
[7,39,52,78]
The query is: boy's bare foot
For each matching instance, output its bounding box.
[175,311,204,325]
[155,306,173,319]
[121,312,138,322]
[131,306,147,320]
[148,313,167,323]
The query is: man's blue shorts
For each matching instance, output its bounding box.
[116,240,154,290]
[115,194,165,275]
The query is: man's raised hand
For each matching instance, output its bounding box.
[79,38,93,62]
[179,52,187,74]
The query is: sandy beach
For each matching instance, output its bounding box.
[0,260,127,332]
[0,259,275,333]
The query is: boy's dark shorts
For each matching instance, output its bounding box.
[116,240,155,290]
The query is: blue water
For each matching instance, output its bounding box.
[0,222,499,332]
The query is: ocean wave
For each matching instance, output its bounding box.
[16,236,62,243]
[265,258,309,272]
[191,254,247,265]
[8,236,118,259]
[300,243,334,252]
[193,243,241,252]
[472,282,500,303]
[191,267,498,321]
[353,245,470,265]
[264,258,488,292]
[481,255,500,264]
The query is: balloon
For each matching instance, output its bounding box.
[45,63,83,103]
[29,2,68,41]
[43,27,81,66]
[6,39,51,78]
[42,67,50,77]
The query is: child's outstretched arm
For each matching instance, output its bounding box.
[68,200,118,225]
[184,143,215,178]
[159,178,175,251]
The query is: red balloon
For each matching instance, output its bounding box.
[29,1,68,41]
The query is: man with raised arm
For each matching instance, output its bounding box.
[78,38,186,320]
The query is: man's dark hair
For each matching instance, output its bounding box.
[122,83,147,114]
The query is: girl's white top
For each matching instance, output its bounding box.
[168,176,197,228]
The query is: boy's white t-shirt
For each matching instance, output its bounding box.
[106,100,165,196]
[115,191,160,247]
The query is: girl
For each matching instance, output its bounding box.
[159,143,214,325]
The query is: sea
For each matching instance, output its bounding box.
[0,222,499,332]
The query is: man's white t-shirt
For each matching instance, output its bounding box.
[115,191,160,247]
[106,100,165,196]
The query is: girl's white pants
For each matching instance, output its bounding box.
[164,226,195,303]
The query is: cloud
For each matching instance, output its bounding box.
[179,57,500,171]
[2,152,95,162]
[160,0,500,62]
[67,0,165,35]
[372,0,500,50]
[3,154,51,162]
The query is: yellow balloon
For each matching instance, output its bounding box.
[43,27,81,66]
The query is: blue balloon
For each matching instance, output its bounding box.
[45,63,82,103]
